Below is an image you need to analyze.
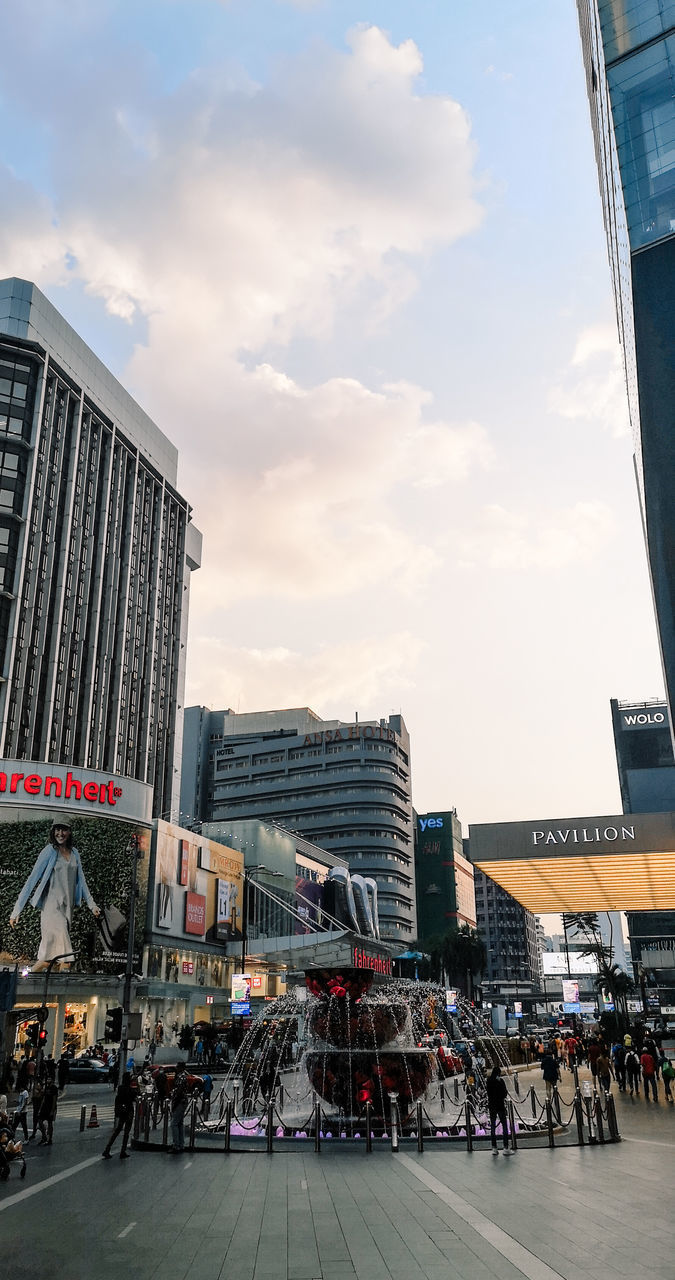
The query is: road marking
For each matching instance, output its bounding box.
[0,1156,100,1213]
[621,1135,675,1148]
[184,1160,193,1168]
[301,1179,308,1190]
[118,1222,136,1238]
[395,1153,563,1280]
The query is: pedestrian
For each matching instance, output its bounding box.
[102,1072,135,1159]
[596,1051,612,1094]
[201,1072,213,1119]
[587,1037,601,1084]
[661,1056,675,1103]
[153,1067,169,1127]
[640,1046,659,1101]
[13,1085,29,1141]
[57,1053,70,1093]
[486,1066,512,1155]
[169,1063,189,1153]
[148,1038,157,1064]
[30,1079,44,1137]
[612,1042,626,1092]
[540,1047,560,1100]
[45,1054,57,1082]
[26,1057,36,1094]
[38,1078,59,1144]
[625,1047,641,1096]
[195,1038,204,1065]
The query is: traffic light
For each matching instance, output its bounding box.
[38,1027,47,1046]
[104,1007,123,1041]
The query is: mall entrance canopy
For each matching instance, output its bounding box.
[469,811,675,912]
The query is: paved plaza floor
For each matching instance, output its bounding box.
[4,1071,675,1280]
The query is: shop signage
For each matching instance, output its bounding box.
[352,946,392,976]
[179,841,190,886]
[184,892,206,936]
[303,723,398,747]
[252,976,262,988]
[182,961,194,975]
[0,759,152,823]
[206,995,214,1005]
[621,709,667,729]
[231,1000,250,1016]
[199,844,242,878]
[470,811,675,862]
[531,825,635,847]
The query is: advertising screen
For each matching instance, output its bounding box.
[154,821,243,945]
[0,808,150,973]
[231,973,251,1002]
[445,988,458,1012]
[562,978,580,1004]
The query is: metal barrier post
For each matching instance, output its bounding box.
[464,1100,473,1153]
[513,1072,520,1097]
[453,1077,459,1102]
[530,1086,537,1119]
[573,1064,579,1091]
[224,1100,232,1153]
[606,1092,620,1141]
[267,1101,274,1154]
[365,1102,372,1153]
[189,1101,197,1152]
[133,1100,141,1140]
[314,1102,321,1153]
[440,1082,445,1112]
[574,1091,585,1146]
[416,1101,424,1153]
[389,1094,399,1152]
[553,1086,562,1126]
[144,1101,151,1143]
[508,1100,517,1151]
[584,1090,597,1144]
[545,1098,555,1147]
[232,1079,241,1115]
[162,1099,170,1147]
[594,1093,605,1144]
[79,1106,86,1132]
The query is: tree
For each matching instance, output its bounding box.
[562,912,634,1029]
[441,924,486,997]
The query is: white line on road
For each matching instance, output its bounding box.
[301,1179,308,1190]
[184,1160,193,1168]
[118,1222,136,1238]
[395,1153,564,1280]
[0,1156,100,1213]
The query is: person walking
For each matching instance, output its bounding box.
[169,1063,189,1153]
[540,1047,560,1100]
[612,1042,626,1092]
[30,1079,44,1138]
[201,1072,213,1119]
[102,1072,135,1159]
[661,1056,675,1103]
[153,1067,169,1128]
[57,1053,70,1093]
[640,1046,659,1101]
[625,1046,641,1097]
[13,1085,29,1141]
[486,1066,512,1156]
[38,1078,58,1144]
[596,1050,613,1094]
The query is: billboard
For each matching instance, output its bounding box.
[0,808,150,972]
[562,979,580,1004]
[0,759,152,824]
[153,821,243,945]
[542,953,598,976]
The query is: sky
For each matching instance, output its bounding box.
[0,0,665,834]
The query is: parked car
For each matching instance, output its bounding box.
[67,1056,110,1084]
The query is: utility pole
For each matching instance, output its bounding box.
[118,834,142,1083]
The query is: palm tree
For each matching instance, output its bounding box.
[441,924,486,998]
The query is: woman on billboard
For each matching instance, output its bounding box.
[9,818,100,971]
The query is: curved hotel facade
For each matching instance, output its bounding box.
[180,707,416,942]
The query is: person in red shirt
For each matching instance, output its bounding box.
[640,1048,658,1101]
[587,1038,602,1083]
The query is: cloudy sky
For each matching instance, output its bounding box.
[0,1,664,829]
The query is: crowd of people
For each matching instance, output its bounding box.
[518,1024,675,1103]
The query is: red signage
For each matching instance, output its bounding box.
[185,892,206,936]
[0,768,123,807]
[179,840,190,886]
[352,946,392,976]
[182,961,194,975]
[252,976,262,988]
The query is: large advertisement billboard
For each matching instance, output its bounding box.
[153,821,243,946]
[0,807,150,973]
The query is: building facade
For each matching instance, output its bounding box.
[577,4,675,735]
[471,864,541,989]
[414,810,476,941]
[611,695,675,1005]
[180,707,416,942]
[0,278,201,815]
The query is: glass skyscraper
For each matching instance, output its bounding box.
[577,2,675,724]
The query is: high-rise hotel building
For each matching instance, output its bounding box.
[577,3,675,732]
[0,278,201,815]
[180,707,416,942]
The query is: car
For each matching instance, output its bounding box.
[150,1063,204,1094]
[66,1056,110,1084]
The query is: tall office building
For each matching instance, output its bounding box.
[472,865,541,989]
[0,278,201,815]
[577,4,675,731]
[180,706,416,941]
[414,810,476,940]
[611,695,675,1000]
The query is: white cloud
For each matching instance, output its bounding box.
[187,630,426,713]
[458,500,615,570]
[549,322,630,438]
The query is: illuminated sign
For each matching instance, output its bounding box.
[419,817,444,832]
[562,979,580,1004]
[182,961,194,975]
[446,988,457,1012]
[352,946,392,976]
[621,709,667,730]
[231,973,251,1002]
[230,1001,250,1016]
[0,759,152,823]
